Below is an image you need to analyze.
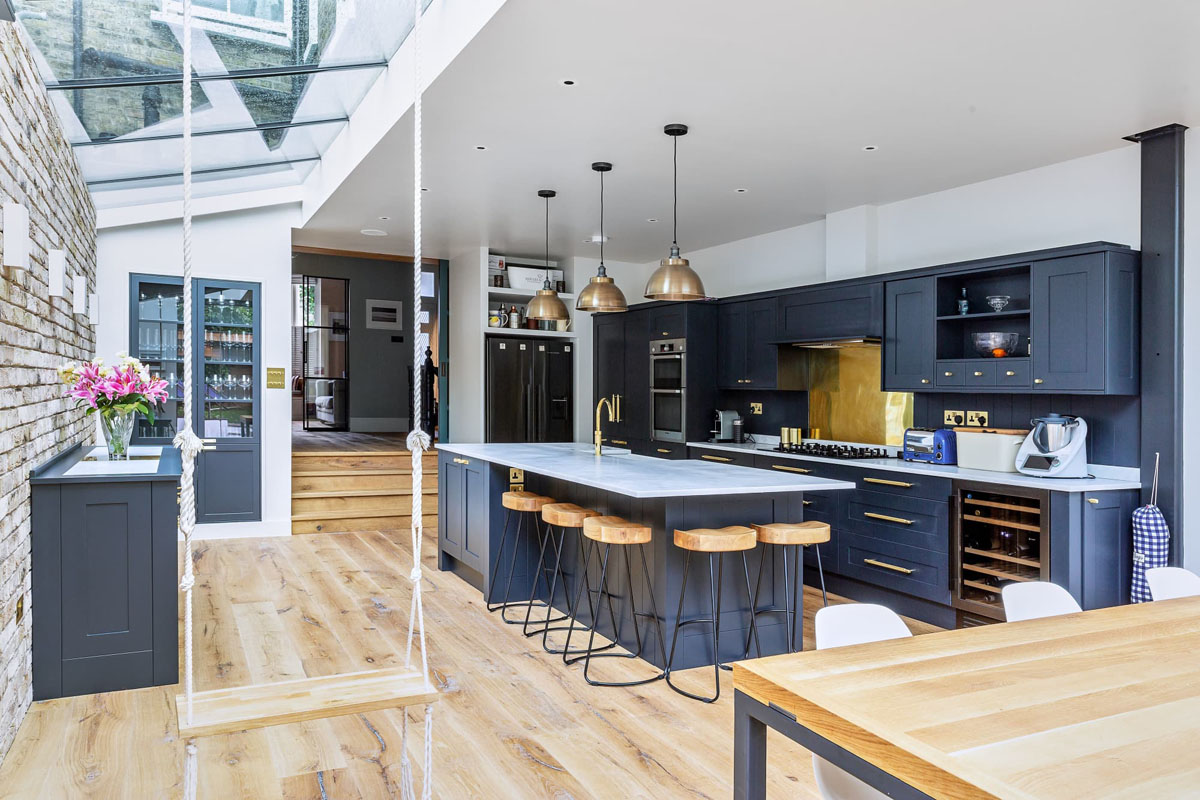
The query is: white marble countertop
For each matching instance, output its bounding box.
[435,442,856,498]
[686,440,1143,493]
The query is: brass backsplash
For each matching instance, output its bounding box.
[786,346,912,446]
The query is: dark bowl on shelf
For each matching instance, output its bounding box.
[972,332,1021,357]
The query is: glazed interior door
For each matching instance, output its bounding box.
[299,275,350,431]
[130,275,186,443]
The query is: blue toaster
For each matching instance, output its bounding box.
[902,428,957,464]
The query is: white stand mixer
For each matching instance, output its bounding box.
[1015,414,1089,478]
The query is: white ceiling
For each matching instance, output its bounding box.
[296,0,1200,263]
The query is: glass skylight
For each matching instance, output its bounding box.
[13,0,419,202]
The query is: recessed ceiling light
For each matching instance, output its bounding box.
[378,216,390,220]
[561,79,575,86]
[475,145,487,151]
[360,228,387,237]
[421,187,429,192]
[862,145,878,152]
[646,218,657,223]
[735,188,747,193]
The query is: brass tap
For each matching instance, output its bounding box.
[594,394,620,456]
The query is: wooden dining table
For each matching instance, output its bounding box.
[733,597,1200,799]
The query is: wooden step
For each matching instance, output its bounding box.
[291,513,439,535]
[291,470,438,493]
[292,451,438,472]
[177,667,438,739]
[292,493,439,515]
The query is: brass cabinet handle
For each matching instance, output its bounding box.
[864,558,914,575]
[944,371,954,377]
[803,500,812,506]
[771,464,811,474]
[863,477,913,488]
[865,511,914,525]
[744,379,752,384]
[1005,370,1016,377]
[661,331,669,336]
[920,378,930,384]
[1034,378,1045,384]
[611,439,628,445]
[657,448,671,454]
[973,371,984,377]
[452,457,470,465]
[701,454,732,462]
[1087,497,1099,504]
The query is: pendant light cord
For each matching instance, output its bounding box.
[544,195,550,281]
[672,135,679,248]
[600,170,605,266]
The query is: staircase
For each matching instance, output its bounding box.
[291,450,439,534]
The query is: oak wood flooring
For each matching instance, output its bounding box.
[0,528,939,798]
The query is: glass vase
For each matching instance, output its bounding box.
[100,409,136,461]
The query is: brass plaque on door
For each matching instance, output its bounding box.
[266,367,286,389]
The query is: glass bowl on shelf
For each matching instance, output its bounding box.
[985,294,1012,312]
[972,331,1020,358]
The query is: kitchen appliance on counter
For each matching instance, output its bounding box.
[769,441,891,460]
[711,409,741,442]
[955,428,1027,473]
[651,338,686,442]
[903,428,957,464]
[1016,414,1088,478]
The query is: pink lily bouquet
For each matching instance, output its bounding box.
[60,354,170,460]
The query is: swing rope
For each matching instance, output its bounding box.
[174,0,434,796]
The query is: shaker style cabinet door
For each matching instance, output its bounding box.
[1030,255,1106,392]
[592,314,627,441]
[744,298,777,388]
[883,277,936,391]
[718,302,748,388]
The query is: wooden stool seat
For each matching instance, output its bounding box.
[542,502,600,528]
[752,521,831,546]
[674,526,756,553]
[502,491,554,512]
[583,516,652,545]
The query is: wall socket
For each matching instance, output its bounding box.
[749,402,763,415]
[966,410,989,427]
[943,410,965,426]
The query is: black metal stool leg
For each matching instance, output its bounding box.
[790,544,803,652]
[522,517,567,637]
[498,512,536,625]
[813,542,829,607]
[664,550,692,693]
[740,550,761,661]
[561,536,618,663]
[485,507,514,612]
[744,545,768,659]
[580,542,667,688]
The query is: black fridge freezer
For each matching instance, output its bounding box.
[485,336,574,442]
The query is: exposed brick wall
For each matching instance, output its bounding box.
[0,23,96,760]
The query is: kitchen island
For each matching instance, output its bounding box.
[436,443,854,669]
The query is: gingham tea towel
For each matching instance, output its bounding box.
[1131,504,1170,603]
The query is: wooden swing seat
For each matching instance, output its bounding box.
[176,667,439,739]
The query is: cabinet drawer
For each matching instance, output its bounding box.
[754,454,826,478]
[963,361,997,387]
[845,491,948,552]
[640,441,688,460]
[851,467,951,502]
[688,447,757,467]
[935,360,965,387]
[840,533,951,604]
[799,489,837,517]
[995,359,1031,388]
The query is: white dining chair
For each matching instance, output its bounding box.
[1001,581,1081,622]
[811,605,912,800]
[1145,567,1200,601]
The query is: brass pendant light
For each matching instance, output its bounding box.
[576,161,628,313]
[525,189,571,321]
[644,123,706,301]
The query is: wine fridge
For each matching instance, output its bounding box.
[951,480,1050,626]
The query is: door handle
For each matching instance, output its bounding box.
[1087,497,1099,505]
[452,457,470,465]
[1005,370,1016,377]
[920,378,930,384]
[864,558,914,575]
[973,371,984,377]
[1034,378,1045,384]
[611,439,628,445]
[802,500,812,506]
[701,454,732,462]
[771,464,811,474]
[865,511,914,525]
[201,437,217,452]
[863,477,913,488]
[944,371,954,377]
[657,448,672,454]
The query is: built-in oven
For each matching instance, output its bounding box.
[650,338,686,442]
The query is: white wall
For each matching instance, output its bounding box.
[657,221,826,298]
[446,247,487,442]
[96,203,301,539]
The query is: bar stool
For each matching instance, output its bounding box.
[486,490,556,625]
[745,521,830,658]
[665,526,759,703]
[530,502,600,651]
[561,516,668,687]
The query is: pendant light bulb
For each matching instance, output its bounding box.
[526,189,570,321]
[644,123,707,301]
[577,161,628,313]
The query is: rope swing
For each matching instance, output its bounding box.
[174,1,437,796]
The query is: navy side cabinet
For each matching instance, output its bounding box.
[30,444,182,700]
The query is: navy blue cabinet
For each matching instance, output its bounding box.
[437,451,488,574]
[777,283,883,342]
[719,298,777,388]
[883,277,936,391]
[1031,253,1138,394]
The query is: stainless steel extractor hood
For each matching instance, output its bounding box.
[788,337,881,350]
